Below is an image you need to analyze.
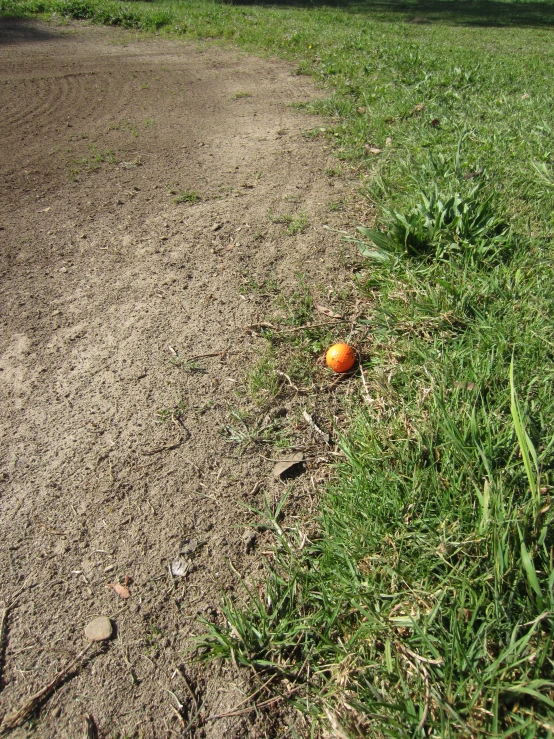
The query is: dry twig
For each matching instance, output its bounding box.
[175,666,199,714]
[0,584,28,689]
[207,683,303,722]
[139,437,183,456]
[302,411,330,444]
[0,643,95,735]
[207,694,284,721]
[83,713,98,739]
[358,358,373,407]
[275,370,309,394]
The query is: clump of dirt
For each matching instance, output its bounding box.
[0,18,370,737]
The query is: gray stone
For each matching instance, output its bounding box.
[84,616,113,642]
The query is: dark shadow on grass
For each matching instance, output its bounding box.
[0,17,69,44]
[219,0,554,27]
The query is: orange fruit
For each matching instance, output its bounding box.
[325,343,356,373]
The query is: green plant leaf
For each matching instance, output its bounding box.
[520,535,543,600]
[510,358,540,509]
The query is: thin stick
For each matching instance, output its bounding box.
[207,683,304,722]
[416,669,430,733]
[83,713,97,739]
[0,643,94,734]
[249,481,262,496]
[275,370,306,394]
[398,643,443,666]
[207,694,284,721]
[139,438,183,456]
[0,584,28,689]
[193,490,221,506]
[302,411,330,444]
[211,674,276,719]
[358,359,373,407]
[175,667,198,714]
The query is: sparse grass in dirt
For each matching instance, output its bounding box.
[286,212,309,236]
[171,189,201,204]
[156,399,186,424]
[221,407,286,450]
[246,354,281,403]
[4,0,554,735]
[70,145,116,177]
[107,119,140,136]
[268,210,309,235]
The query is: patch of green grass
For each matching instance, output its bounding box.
[275,274,314,327]
[268,209,310,234]
[70,145,116,177]
[108,119,140,137]
[221,407,286,450]
[156,399,186,424]
[286,212,309,236]
[247,354,281,402]
[238,275,280,297]
[257,275,341,388]
[268,209,292,225]
[171,190,200,204]
[232,91,252,99]
[146,623,162,653]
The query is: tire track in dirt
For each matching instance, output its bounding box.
[0,18,371,738]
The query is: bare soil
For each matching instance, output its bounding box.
[0,18,366,738]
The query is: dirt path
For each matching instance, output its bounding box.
[0,19,364,737]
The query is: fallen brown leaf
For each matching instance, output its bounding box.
[273,452,304,480]
[315,304,342,319]
[108,582,130,599]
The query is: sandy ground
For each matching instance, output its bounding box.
[0,18,367,737]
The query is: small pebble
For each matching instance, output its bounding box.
[84,616,113,642]
[242,528,257,554]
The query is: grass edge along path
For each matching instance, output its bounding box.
[3,1,554,735]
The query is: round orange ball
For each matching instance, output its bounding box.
[325,343,356,373]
